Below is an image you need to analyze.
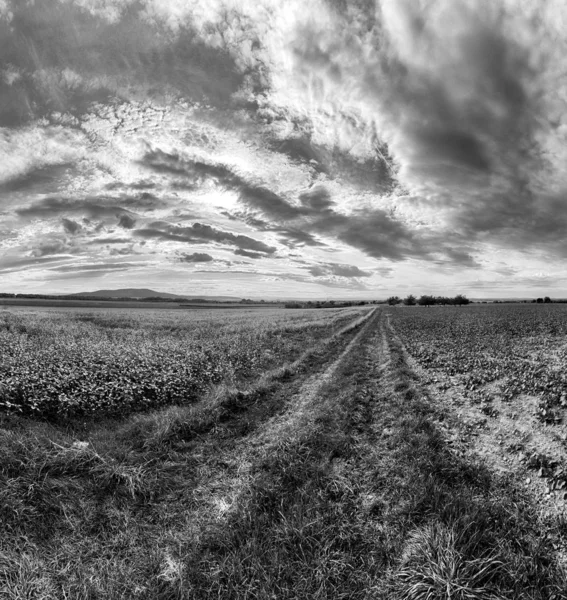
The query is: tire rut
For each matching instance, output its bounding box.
[151,308,380,532]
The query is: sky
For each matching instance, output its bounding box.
[1,0,567,299]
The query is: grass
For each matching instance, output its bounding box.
[1,309,566,598]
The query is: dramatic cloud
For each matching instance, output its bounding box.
[3,0,567,298]
[141,151,437,261]
[134,221,277,255]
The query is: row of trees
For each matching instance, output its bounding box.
[285,300,371,309]
[386,294,470,306]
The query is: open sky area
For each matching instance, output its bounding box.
[1,0,567,299]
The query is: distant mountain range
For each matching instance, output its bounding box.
[65,288,243,302]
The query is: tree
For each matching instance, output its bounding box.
[403,294,416,306]
[544,296,551,303]
[387,296,401,306]
[418,295,435,307]
[536,297,543,304]
[454,294,470,306]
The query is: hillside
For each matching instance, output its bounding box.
[66,288,242,302]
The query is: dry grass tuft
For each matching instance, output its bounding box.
[396,523,504,600]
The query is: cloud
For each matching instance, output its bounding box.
[178,252,214,263]
[298,185,333,211]
[233,249,264,259]
[62,218,82,234]
[142,150,302,220]
[29,235,73,257]
[118,214,136,229]
[222,210,325,248]
[0,254,68,274]
[16,193,163,221]
[49,262,141,272]
[267,130,397,193]
[133,221,277,254]
[0,126,86,189]
[4,0,567,297]
[141,151,441,261]
[0,0,247,126]
[89,236,132,245]
[307,263,372,278]
[0,163,73,194]
[276,228,325,248]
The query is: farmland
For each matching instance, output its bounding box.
[0,305,369,419]
[390,303,567,513]
[1,304,567,598]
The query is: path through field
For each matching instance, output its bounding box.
[2,307,566,599]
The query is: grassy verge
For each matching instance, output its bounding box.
[1,310,565,598]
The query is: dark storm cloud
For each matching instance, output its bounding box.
[178,252,214,263]
[0,0,246,126]
[134,221,276,255]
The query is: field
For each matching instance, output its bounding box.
[1,304,567,598]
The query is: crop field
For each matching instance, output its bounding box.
[2,304,567,599]
[390,304,567,514]
[0,305,369,419]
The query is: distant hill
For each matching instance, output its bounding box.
[65,289,242,302]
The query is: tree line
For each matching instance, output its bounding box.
[386,294,470,306]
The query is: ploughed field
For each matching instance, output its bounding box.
[1,304,567,599]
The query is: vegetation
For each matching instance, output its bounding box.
[285,300,373,309]
[0,306,368,419]
[387,295,470,306]
[391,302,567,505]
[0,304,566,598]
